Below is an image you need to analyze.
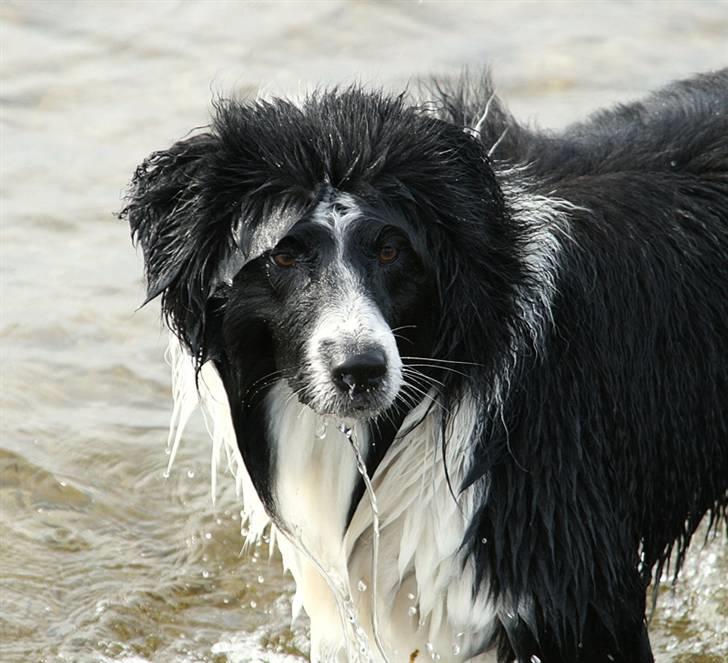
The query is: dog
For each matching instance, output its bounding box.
[121,69,728,662]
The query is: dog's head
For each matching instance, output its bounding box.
[225,189,432,418]
[122,89,520,422]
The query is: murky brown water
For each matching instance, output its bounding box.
[1,2,726,661]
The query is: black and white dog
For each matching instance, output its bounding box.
[122,70,728,662]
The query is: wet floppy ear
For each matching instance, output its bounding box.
[397,118,522,407]
[120,132,232,363]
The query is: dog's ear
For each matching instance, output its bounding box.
[121,132,234,363]
[393,118,522,375]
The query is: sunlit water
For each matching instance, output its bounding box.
[1,2,727,661]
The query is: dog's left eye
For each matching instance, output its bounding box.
[271,253,297,268]
[378,245,399,265]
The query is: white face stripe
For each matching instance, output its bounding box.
[310,192,361,259]
[304,193,403,416]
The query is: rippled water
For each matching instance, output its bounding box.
[1,2,726,661]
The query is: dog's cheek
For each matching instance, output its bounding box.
[269,304,319,376]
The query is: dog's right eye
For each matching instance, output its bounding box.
[271,253,297,268]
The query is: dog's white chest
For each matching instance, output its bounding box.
[267,385,498,662]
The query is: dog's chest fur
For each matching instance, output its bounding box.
[266,383,497,662]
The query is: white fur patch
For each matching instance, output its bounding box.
[499,167,577,353]
[303,194,403,417]
[345,394,497,662]
[166,337,270,544]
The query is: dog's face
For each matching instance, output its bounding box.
[124,89,515,432]
[223,192,432,419]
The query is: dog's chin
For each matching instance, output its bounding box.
[296,385,396,421]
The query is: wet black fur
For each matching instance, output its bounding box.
[122,69,728,662]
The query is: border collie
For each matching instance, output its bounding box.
[122,70,728,662]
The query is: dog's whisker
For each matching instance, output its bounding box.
[401,355,482,367]
[401,366,446,389]
[403,363,471,380]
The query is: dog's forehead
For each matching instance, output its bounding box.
[310,192,362,237]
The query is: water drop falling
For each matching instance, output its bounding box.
[339,422,389,663]
[315,418,328,439]
[357,579,368,592]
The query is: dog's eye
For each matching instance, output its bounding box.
[271,253,297,268]
[378,245,399,265]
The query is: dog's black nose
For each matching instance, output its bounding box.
[331,350,387,395]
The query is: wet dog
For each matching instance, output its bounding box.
[122,69,728,662]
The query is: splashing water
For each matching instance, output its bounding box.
[278,521,372,662]
[338,423,390,663]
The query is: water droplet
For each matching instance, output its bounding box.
[204,532,212,540]
[202,570,210,578]
[407,592,416,600]
[315,419,328,439]
[187,469,195,478]
[257,575,265,584]
[249,600,257,608]
[452,644,461,655]
[357,580,368,592]
[670,159,677,168]
[530,656,542,663]
[481,537,488,544]
[162,470,170,479]
[407,605,417,616]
